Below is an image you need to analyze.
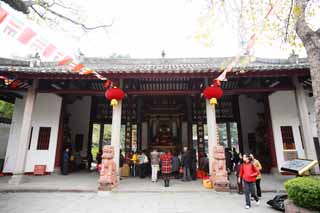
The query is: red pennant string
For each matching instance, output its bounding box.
[81,69,94,75]
[72,63,84,72]
[104,80,112,89]
[58,56,73,65]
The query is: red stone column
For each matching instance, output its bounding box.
[54,99,64,168]
[265,97,278,168]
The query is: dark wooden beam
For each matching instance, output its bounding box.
[0,68,310,80]
[35,86,294,96]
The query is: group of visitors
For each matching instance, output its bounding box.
[118,147,208,187]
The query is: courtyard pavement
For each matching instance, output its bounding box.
[0,191,282,213]
[0,171,293,193]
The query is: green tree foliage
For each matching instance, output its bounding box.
[0,100,14,119]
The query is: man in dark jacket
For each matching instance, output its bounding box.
[181,147,191,181]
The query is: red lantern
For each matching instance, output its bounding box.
[105,87,125,107]
[203,83,223,106]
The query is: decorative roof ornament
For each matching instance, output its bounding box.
[288,50,299,64]
[161,50,166,58]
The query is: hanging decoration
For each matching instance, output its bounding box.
[203,80,223,106]
[213,0,280,83]
[105,87,125,107]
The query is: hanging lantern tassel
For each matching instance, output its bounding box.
[110,99,118,107]
[209,97,217,106]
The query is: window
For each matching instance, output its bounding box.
[37,127,51,150]
[28,127,33,150]
[280,126,296,150]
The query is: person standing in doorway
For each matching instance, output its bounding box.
[150,149,160,182]
[181,147,191,181]
[235,154,243,194]
[250,154,262,198]
[160,150,172,187]
[171,152,180,179]
[131,151,138,177]
[239,154,260,209]
[61,148,70,175]
[119,150,125,180]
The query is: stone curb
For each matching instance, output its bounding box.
[0,188,286,194]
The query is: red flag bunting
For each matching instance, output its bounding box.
[58,56,73,65]
[73,63,84,72]
[43,44,56,58]
[0,7,8,24]
[18,27,36,44]
[104,80,112,89]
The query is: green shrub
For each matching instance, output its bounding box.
[284,176,320,211]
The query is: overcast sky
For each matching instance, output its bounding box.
[1,0,319,60]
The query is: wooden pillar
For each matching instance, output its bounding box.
[186,97,193,149]
[136,98,142,151]
[206,100,217,175]
[265,96,278,169]
[226,122,231,148]
[99,123,104,151]
[9,79,38,185]
[111,101,122,177]
[293,77,319,173]
[54,97,65,168]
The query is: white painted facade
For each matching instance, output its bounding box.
[268,91,306,171]
[66,96,91,157]
[3,93,62,173]
[305,93,318,138]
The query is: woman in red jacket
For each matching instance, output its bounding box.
[239,154,260,209]
[160,151,172,187]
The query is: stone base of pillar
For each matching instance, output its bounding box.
[8,174,26,185]
[53,167,61,174]
[98,146,118,191]
[210,145,229,192]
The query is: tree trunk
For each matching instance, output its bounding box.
[295,0,320,157]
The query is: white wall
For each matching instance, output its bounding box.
[4,93,62,173]
[305,93,317,137]
[269,91,305,171]
[0,123,10,160]
[3,96,25,173]
[67,96,91,157]
[238,95,264,153]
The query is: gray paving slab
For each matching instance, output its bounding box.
[0,192,282,213]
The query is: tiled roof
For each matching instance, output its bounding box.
[0,56,309,75]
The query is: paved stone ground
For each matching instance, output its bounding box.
[0,192,281,213]
[0,171,293,193]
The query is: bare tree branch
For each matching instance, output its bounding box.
[284,0,294,42]
[35,1,114,31]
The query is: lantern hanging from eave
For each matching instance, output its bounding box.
[105,87,125,107]
[203,80,223,106]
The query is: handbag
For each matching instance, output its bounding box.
[179,166,183,174]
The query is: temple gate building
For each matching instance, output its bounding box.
[0,56,319,182]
